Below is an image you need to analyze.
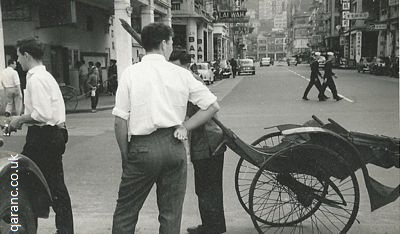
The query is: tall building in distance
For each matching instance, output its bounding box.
[259,0,287,20]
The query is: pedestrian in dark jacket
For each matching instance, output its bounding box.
[321,52,342,101]
[229,58,237,78]
[170,50,227,234]
[302,52,327,101]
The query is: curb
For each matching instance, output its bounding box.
[66,105,114,114]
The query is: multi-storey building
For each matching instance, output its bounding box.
[259,0,287,20]
[257,31,287,60]
[0,0,170,87]
[290,13,312,57]
[376,0,399,57]
[286,0,313,58]
[170,0,215,62]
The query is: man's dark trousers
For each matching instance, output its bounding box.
[303,77,323,98]
[192,153,226,233]
[231,67,237,78]
[321,76,340,99]
[21,125,74,234]
[112,128,187,234]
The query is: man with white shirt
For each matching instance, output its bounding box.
[9,37,74,234]
[1,59,22,116]
[112,23,220,234]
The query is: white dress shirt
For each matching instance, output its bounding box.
[112,54,217,135]
[24,65,66,126]
[1,67,20,88]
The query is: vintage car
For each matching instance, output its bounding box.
[238,59,256,75]
[260,57,271,66]
[357,57,372,73]
[196,63,215,84]
[219,59,232,78]
[287,57,298,66]
[369,57,387,75]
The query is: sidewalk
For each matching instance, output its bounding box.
[66,93,115,114]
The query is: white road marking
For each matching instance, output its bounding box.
[286,68,354,103]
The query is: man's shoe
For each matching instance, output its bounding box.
[302,97,309,101]
[323,95,330,99]
[335,97,343,101]
[187,225,206,234]
[319,97,327,101]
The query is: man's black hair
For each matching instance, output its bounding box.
[169,50,191,65]
[16,37,44,60]
[141,23,174,51]
[7,59,15,66]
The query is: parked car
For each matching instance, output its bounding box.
[260,57,271,66]
[275,59,286,66]
[287,57,298,66]
[196,63,215,84]
[357,57,372,73]
[238,59,256,75]
[369,57,386,75]
[219,59,232,78]
[318,56,326,68]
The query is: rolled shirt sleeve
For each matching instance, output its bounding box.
[112,69,130,120]
[187,73,217,110]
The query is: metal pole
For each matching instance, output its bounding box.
[348,22,351,60]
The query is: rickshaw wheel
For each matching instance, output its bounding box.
[235,132,283,215]
[248,144,360,234]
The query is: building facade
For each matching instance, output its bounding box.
[0,0,171,88]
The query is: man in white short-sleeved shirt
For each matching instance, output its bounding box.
[112,23,220,234]
[9,37,74,234]
[1,59,22,116]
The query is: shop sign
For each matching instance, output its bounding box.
[342,2,350,10]
[343,12,369,20]
[214,10,249,23]
[340,36,347,46]
[355,31,362,62]
[368,24,388,31]
[342,19,350,27]
[233,26,248,34]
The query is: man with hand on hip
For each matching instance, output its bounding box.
[112,23,220,234]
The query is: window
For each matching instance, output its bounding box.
[172,3,180,11]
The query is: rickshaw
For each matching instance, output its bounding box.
[212,115,399,233]
[119,21,399,234]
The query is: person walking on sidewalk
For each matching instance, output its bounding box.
[229,58,237,78]
[1,59,23,116]
[302,52,327,101]
[111,23,220,234]
[9,37,74,234]
[170,50,227,234]
[321,52,342,101]
[87,62,100,112]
